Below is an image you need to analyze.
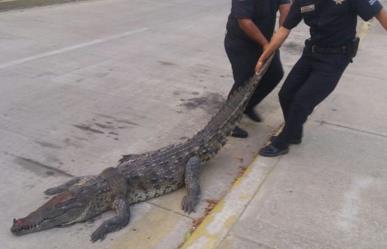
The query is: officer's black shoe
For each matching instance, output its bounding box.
[231,126,248,138]
[259,144,289,157]
[244,109,262,123]
[270,135,302,145]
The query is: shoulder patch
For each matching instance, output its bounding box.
[301,4,315,13]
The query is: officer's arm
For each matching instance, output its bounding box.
[255,27,290,72]
[256,0,300,72]
[375,8,387,30]
[278,4,291,27]
[352,0,385,29]
[238,19,269,48]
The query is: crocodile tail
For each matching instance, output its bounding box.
[196,55,274,144]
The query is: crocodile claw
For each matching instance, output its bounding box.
[90,225,107,242]
[181,195,199,214]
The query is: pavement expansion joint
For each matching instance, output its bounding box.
[146,201,194,220]
[314,119,387,138]
[0,28,149,70]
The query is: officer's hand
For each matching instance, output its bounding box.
[255,57,265,74]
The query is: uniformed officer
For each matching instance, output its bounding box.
[225,0,291,138]
[256,0,387,156]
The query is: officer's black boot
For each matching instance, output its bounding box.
[244,108,262,123]
[259,136,289,157]
[231,126,248,138]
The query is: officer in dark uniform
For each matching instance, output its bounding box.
[256,0,387,156]
[225,0,291,138]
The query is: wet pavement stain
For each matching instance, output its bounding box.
[193,64,210,74]
[35,140,63,150]
[74,124,105,134]
[179,92,225,115]
[45,154,64,166]
[64,137,84,148]
[95,71,110,78]
[13,156,73,177]
[174,90,201,96]
[158,60,177,66]
[96,114,139,126]
[94,122,115,129]
[73,114,141,141]
[74,115,137,141]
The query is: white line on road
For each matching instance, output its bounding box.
[0,27,149,70]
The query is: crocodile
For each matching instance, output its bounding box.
[10,57,273,242]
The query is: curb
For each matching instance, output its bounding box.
[180,150,281,249]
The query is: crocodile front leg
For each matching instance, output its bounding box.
[181,156,202,214]
[90,197,130,242]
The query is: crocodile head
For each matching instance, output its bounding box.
[11,176,114,235]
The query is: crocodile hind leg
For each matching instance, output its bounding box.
[44,176,93,195]
[181,156,202,214]
[90,197,130,242]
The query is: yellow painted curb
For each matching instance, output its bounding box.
[180,154,279,249]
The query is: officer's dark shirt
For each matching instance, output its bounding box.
[227,0,291,43]
[283,0,383,46]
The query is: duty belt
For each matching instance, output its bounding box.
[306,44,348,55]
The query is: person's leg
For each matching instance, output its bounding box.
[277,55,349,143]
[261,54,350,156]
[225,36,260,96]
[278,54,313,122]
[263,54,312,144]
[224,35,260,138]
[245,51,284,112]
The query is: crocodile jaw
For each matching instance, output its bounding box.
[11,182,110,235]
[11,191,82,235]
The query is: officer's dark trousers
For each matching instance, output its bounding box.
[224,35,284,111]
[274,52,350,148]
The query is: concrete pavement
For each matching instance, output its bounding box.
[0,0,298,248]
[182,5,387,249]
[2,0,386,248]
